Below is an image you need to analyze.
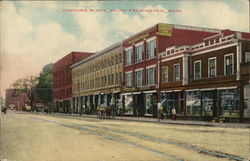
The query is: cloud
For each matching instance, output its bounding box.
[0,1,84,97]
[176,1,249,32]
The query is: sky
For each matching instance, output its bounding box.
[0,0,249,98]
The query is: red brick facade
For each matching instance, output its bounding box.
[5,89,28,110]
[53,52,93,101]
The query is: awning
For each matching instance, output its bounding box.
[132,92,142,95]
[143,90,157,94]
[217,86,237,90]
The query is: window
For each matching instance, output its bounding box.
[135,44,144,63]
[208,57,216,77]
[194,60,201,79]
[146,67,155,86]
[146,39,156,59]
[135,70,143,87]
[162,66,168,82]
[173,64,180,81]
[125,49,132,65]
[115,73,118,84]
[186,91,201,116]
[219,89,239,117]
[225,54,233,75]
[245,52,250,62]
[125,72,132,87]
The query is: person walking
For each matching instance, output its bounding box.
[171,107,176,120]
[159,105,164,120]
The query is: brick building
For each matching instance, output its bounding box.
[53,51,93,113]
[159,31,250,122]
[122,23,221,117]
[5,89,28,110]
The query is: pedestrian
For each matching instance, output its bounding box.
[171,108,176,120]
[2,107,7,114]
[159,105,164,120]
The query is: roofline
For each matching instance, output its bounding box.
[71,42,122,68]
[123,23,222,43]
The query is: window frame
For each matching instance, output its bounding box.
[208,57,217,78]
[146,39,156,60]
[146,66,156,86]
[194,60,201,80]
[224,53,234,75]
[135,69,144,87]
[173,63,180,82]
[162,66,168,83]
[125,71,133,87]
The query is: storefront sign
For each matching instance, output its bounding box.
[123,87,136,92]
[157,24,172,36]
[129,34,149,44]
[138,86,153,91]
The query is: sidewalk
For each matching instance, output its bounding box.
[49,112,250,129]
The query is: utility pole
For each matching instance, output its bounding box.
[157,55,162,122]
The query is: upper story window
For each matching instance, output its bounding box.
[146,39,156,59]
[245,52,250,62]
[162,66,168,83]
[208,57,216,78]
[125,72,132,87]
[125,49,132,65]
[194,60,201,80]
[146,67,156,86]
[224,54,234,75]
[135,69,143,87]
[135,44,144,63]
[174,64,180,81]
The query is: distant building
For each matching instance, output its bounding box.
[5,89,28,110]
[53,51,93,113]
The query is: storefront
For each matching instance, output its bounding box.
[185,87,240,119]
[161,91,184,117]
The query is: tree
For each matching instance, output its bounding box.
[35,63,53,107]
[12,75,38,110]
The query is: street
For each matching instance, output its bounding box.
[1,112,249,161]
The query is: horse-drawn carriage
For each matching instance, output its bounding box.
[96,103,115,119]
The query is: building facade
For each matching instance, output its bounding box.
[160,31,250,122]
[71,43,122,115]
[122,23,222,117]
[53,51,93,113]
[5,89,28,110]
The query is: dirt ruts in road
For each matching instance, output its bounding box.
[33,115,247,161]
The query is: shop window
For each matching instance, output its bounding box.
[135,69,143,87]
[125,49,132,65]
[201,91,213,117]
[173,64,180,81]
[194,60,201,80]
[245,52,250,62]
[125,72,132,87]
[145,93,157,115]
[186,91,201,116]
[146,67,156,86]
[146,39,156,59]
[125,95,133,114]
[244,85,250,118]
[161,92,184,116]
[135,44,144,63]
[219,89,239,117]
[224,54,233,75]
[162,66,168,82]
[208,57,216,77]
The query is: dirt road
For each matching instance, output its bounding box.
[1,112,249,161]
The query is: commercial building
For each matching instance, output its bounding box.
[159,30,250,122]
[71,43,122,115]
[5,89,28,110]
[122,23,221,117]
[53,51,93,113]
